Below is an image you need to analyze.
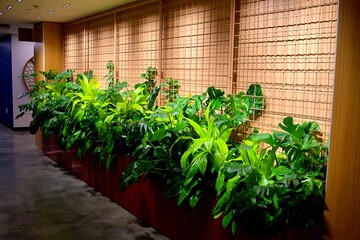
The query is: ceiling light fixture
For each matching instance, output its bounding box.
[35,16,42,20]
[17,0,22,2]
[6,5,13,10]
[0,12,3,15]
[62,3,71,8]
[47,10,55,14]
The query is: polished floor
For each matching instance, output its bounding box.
[0,123,168,240]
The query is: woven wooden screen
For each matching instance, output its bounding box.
[162,0,231,96]
[63,0,338,137]
[232,0,338,137]
[86,14,116,88]
[115,3,160,87]
[63,22,86,76]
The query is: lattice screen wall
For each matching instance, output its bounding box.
[86,15,115,88]
[63,0,338,137]
[63,22,86,75]
[232,0,338,137]
[162,0,231,96]
[115,3,159,87]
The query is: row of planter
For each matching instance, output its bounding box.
[19,67,327,239]
[42,134,235,239]
[42,133,323,240]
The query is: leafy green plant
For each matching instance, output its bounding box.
[139,66,158,93]
[162,77,180,102]
[16,69,77,136]
[212,117,327,236]
[104,60,118,87]
[247,83,265,118]
[59,74,104,156]
[18,65,327,238]
[175,103,233,207]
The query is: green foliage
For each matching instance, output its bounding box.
[246,83,265,117]
[162,77,180,102]
[212,117,327,236]
[104,60,117,87]
[139,66,158,93]
[18,64,326,238]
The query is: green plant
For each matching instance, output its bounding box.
[139,66,158,93]
[247,83,265,118]
[175,103,233,207]
[212,117,327,236]
[58,74,104,156]
[104,60,118,87]
[162,77,180,102]
[16,69,77,136]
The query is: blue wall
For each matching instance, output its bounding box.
[0,35,13,127]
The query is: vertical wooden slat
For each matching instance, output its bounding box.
[323,0,360,239]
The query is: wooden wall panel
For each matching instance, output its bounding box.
[324,0,360,239]
[33,22,63,149]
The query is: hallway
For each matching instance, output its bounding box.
[0,123,168,240]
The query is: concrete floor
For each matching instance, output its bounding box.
[0,123,168,240]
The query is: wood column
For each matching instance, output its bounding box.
[324,0,360,239]
[33,22,63,148]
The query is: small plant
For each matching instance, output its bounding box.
[104,60,117,87]
[247,83,265,118]
[162,77,180,102]
[139,66,158,93]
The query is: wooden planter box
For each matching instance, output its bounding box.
[41,135,323,240]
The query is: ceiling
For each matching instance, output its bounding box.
[0,0,135,35]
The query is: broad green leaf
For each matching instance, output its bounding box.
[222,211,233,228]
[151,128,168,141]
[74,109,85,121]
[132,104,144,113]
[215,170,225,192]
[189,190,201,208]
[258,175,268,186]
[197,154,208,175]
[231,222,237,235]
[214,139,229,165]
[104,114,114,124]
[173,122,187,132]
[180,149,192,169]
[279,116,298,133]
[225,175,240,196]
[213,151,223,170]
[203,138,214,153]
[186,118,206,138]
[185,162,201,185]
[192,138,211,153]
[220,128,233,142]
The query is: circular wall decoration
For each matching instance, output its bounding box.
[22,57,35,91]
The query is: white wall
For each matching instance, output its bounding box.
[11,34,34,128]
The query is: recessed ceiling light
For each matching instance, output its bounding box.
[47,10,55,14]
[6,5,13,10]
[35,16,42,20]
[0,12,3,15]
[17,0,22,2]
[62,3,71,8]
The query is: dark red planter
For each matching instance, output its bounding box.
[114,155,151,223]
[41,137,322,240]
[42,134,71,168]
